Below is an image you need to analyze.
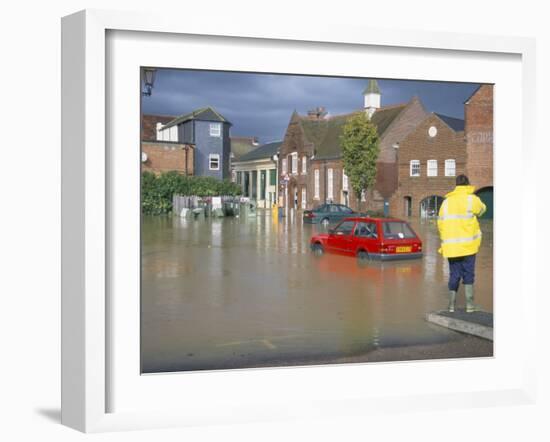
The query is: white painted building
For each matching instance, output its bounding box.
[232,141,282,209]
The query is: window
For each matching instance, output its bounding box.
[382,221,416,239]
[339,205,353,214]
[269,169,277,185]
[209,123,221,137]
[301,188,307,209]
[327,168,334,200]
[445,159,456,177]
[291,152,298,174]
[209,154,220,171]
[333,220,355,236]
[427,159,438,177]
[314,169,320,199]
[301,156,307,175]
[342,171,349,191]
[282,158,287,175]
[354,222,378,238]
[410,160,421,177]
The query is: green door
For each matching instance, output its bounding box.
[476,187,493,219]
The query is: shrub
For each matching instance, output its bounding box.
[141,171,242,215]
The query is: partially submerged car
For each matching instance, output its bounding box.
[310,217,422,261]
[302,203,354,227]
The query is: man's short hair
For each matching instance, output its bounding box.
[456,174,470,186]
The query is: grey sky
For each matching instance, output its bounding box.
[142,68,481,144]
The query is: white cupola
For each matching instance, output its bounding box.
[363,79,381,118]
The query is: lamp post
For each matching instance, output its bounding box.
[142,68,157,96]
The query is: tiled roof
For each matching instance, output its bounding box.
[302,103,407,160]
[235,141,282,162]
[231,137,259,160]
[435,113,465,132]
[161,106,230,129]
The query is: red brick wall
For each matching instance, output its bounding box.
[278,113,314,208]
[465,85,493,190]
[389,114,466,217]
[141,115,175,141]
[141,142,194,175]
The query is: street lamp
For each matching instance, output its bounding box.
[142,68,156,96]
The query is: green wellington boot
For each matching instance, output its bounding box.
[464,284,481,313]
[448,290,457,313]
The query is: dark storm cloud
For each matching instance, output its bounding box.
[142,68,481,144]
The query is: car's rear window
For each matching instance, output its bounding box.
[382,221,416,239]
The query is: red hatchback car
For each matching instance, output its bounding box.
[310,217,423,261]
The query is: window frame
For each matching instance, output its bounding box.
[427,159,438,177]
[208,153,221,171]
[445,159,456,177]
[314,169,320,200]
[209,122,221,137]
[410,160,421,177]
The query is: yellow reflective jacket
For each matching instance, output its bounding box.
[437,185,487,258]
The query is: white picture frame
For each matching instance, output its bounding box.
[61,9,537,433]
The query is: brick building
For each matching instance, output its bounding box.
[465,84,494,218]
[141,114,175,141]
[277,80,429,212]
[141,141,194,175]
[389,113,466,218]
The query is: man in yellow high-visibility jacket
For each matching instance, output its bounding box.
[437,175,486,313]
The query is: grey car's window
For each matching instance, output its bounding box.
[329,205,340,213]
[383,221,416,239]
[334,220,355,235]
[315,205,327,212]
[339,205,353,213]
[355,222,378,238]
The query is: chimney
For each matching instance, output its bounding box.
[307,106,328,121]
[363,79,381,118]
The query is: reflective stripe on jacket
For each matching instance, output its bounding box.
[437,185,486,258]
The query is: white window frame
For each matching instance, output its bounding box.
[281,158,287,175]
[327,168,334,200]
[209,153,220,171]
[209,123,221,137]
[410,160,421,177]
[314,169,320,200]
[427,159,438,177]
[342,170,349,192]
[445,159,456,177]
[301,187,307,209]
[301,156,307,175]
[291,152,298,175]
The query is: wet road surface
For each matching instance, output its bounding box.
[141,211,493,373]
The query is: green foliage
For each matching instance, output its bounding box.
[340,113,380,210]
[141,171,242,215]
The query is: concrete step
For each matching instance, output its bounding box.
[426,309,493,341]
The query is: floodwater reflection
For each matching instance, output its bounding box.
[141,212,493,373]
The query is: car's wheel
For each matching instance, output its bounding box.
[357,250,370,264]
[312,243,324,257]
[320,218,330,228]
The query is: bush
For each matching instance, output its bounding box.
[141,171,242,215]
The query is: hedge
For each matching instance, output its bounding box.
[141,171,242,215]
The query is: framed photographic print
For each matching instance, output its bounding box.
[61,9,537,433]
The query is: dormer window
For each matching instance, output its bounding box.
[209,123,221,137]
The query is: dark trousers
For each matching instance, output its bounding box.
[447,254,476,291]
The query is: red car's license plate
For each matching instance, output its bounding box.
[396,246,412,253]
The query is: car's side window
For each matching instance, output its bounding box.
[330,205,340,213]
[354,222,378,238]
[334,220,355,235]
[340,205,352,214]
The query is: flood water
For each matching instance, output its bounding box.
[141,211,493,373]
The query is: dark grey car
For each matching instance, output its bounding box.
[303,203,355,227]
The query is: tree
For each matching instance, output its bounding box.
[340,112,380,212]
